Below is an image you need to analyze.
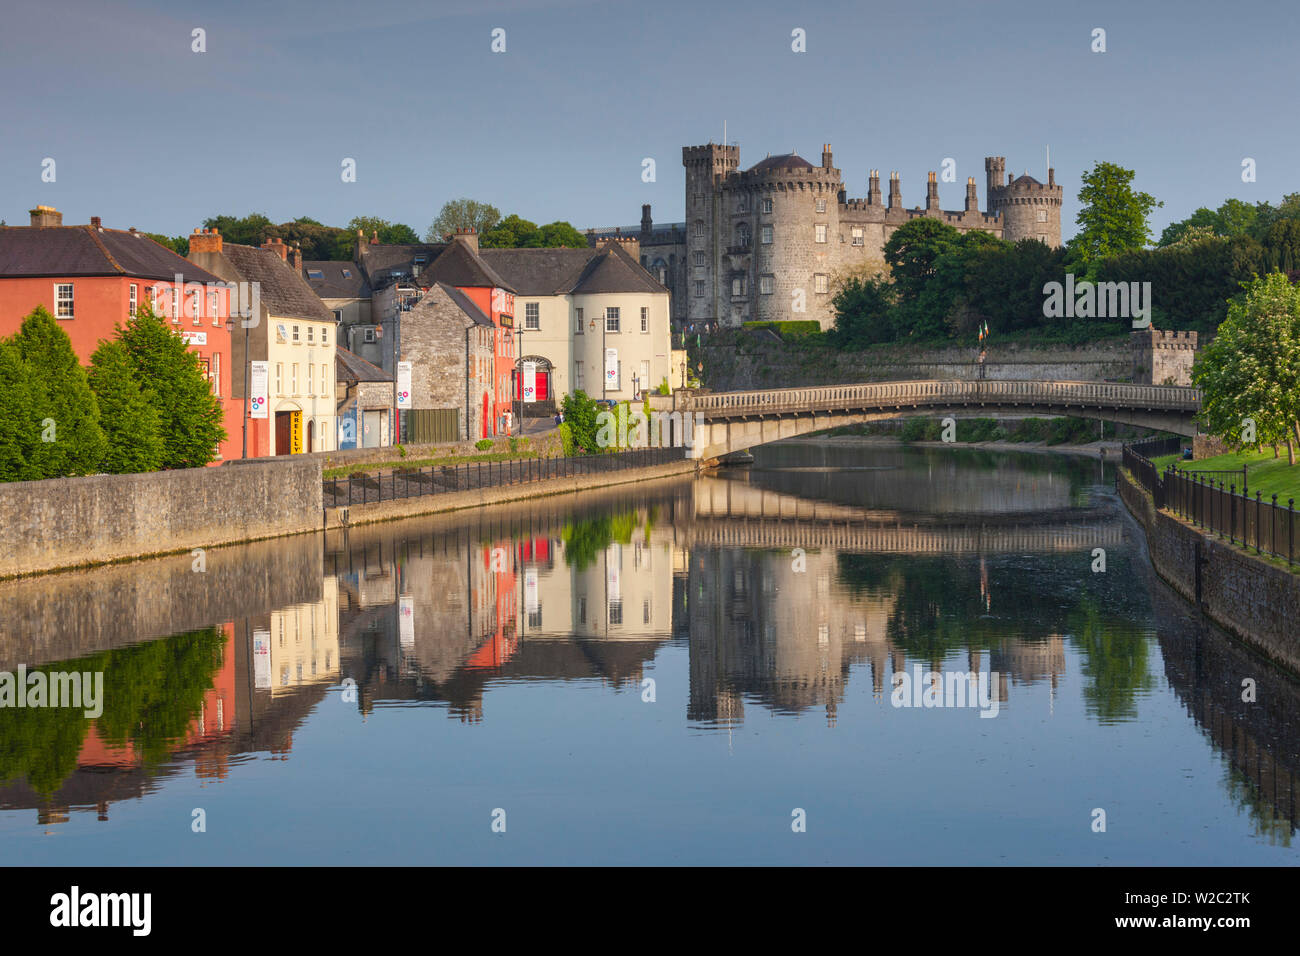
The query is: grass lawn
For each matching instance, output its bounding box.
[323,450,539,480]
[1150,448,1300,503]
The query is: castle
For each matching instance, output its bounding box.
[600,142,1063,331]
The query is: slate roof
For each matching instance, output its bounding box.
[221,244,335,322]
[1010,174,1043,186]
[335,346,392,383]
[357,242,446,288]
[478,248,594,295]
[480,243,666,296]
[748,153,814,173]
[420,240,515,293]
[0,224,223,283]
[303,260,371,300]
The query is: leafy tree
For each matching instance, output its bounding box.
[116,304,226,468]
[88,340,165,473]
[560,390,602,454]
[1193,272,1300,463]
[1071,161,1162,264]
[346,216,419,246]
[0,340,39,481]
[9,306,106,478]
[481,214,540,249]
[144,233,190,257]
[202,213,274,247]
[830,272,897,346]
[536,221,588,248]
[883,218,963,339]
[426,199,500,242]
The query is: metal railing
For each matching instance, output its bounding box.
[1122,435,1298,567]
[1166,467,1297,566]
[323,446,686,508]
[676,380,1202,417]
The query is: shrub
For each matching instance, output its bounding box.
[558,421,574,456]
[657,378,670,395]
[88,340,164,474]
[475,438,493,451]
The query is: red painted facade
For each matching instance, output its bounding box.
[0,274,241,462]
[459,286,515,435]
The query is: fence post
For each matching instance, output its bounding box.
[1272,494,1279,557]
[1290,499,1295,566]
[1255,490,1263,554]
[1229,484,1236,544]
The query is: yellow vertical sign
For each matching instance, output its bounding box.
[290,410,303,454]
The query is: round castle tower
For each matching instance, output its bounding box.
[985,157,1062,246]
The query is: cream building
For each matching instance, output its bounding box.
[480,239,673,405]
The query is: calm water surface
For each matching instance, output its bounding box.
[1,442,1297,865]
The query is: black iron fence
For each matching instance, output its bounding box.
[1122,436,1298,566]
[1165,468,1297,566]
[324,446,686,509]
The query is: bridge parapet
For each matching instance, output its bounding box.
[677,379,1201,417]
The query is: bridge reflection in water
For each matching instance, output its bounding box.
[0,444,1296,853]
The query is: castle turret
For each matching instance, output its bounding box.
[888,171,901,209]
[926,172,939,211]
[985,155,1062,246]
[985,156,1006,199]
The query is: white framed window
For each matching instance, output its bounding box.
[816,199,827,213]
[275,363,283,395]
[815,224,828,243]
[731,276,746,297]
[640,307,649,332]
[190,289,201,324]
[170,288,179,324]
[575,307,584,333]
[209,290,220,325]
[364,327,375,344]
[129,284,138,316]
[814,274,829,294]
[55,283,74,318]
[605,307,620,332]
[292,325,300,343]
[852,227,864,246]
[762,198,773,214]
[575,362,584,388]
[320,420,329,450]
[322,326,329,345]
[761,225,773,244]
[322,364,329,396]
[212,352,221,397]
[307,362,314,396]
[307,325,314,343]
[525,302,539,330]
[291,363,298,395]
[760,275,774,295]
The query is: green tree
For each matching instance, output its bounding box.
[1071,161,1163,263]
[202,213,274,247]
[346,216,419,246]
[9,306,107,478]
[883,218,964,338]
[481,214,540,248]
[88,339,165,473]
[426,199,501,242]
[560,390,602,454]
[1193,272,1300,463]
[830,272,898,346]
[0,340,40,481]
[144,233,190,257]
[536,221,588,248]
[116,304,226,468]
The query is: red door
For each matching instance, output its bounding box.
[536,371,549,401]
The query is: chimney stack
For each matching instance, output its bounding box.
[641,203,653,235]
[965,177,978,211]
[450,227,479,254]
[29,205,62,228]
[261,236,288,261]
[868,169,882,205]
[370,230,379,245]
[90,216,102,229]
[190,227,223,255]
[289,242,302,271]
[888,171,901,210]
[926,171,939,210]
[822,144,833,169]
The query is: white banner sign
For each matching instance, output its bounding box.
[180,330,207,346]
[396,361,412,409]
[522,361,536,403]
[399,596,415,647]
[605,348,618,388]
[524,567,539,614]
[249,361,269,419]
[253,630,271,689]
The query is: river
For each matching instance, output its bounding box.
[0,442,1296,864]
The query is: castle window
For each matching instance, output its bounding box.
[814,274,829,294]
[760,275,774,295]
[736,196,747,213]
[694,281,705,297]
[762,198,773,215]
[694,220,705,237]
[694,252,705,266]
[1037,209,1048,222]
[731,275,746,297]
[735,223,750,248]
[851,227,864,246]
[1037,234,1049,244]
[761,225,773,244]
[815,224,828,244]
[816,199,827,213]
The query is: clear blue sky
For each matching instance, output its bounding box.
[2,0,1296,242]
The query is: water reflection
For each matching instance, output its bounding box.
[0,445,1297,857]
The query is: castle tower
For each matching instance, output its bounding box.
[984,157,1006,201]
[986,156,1062,246]
[683,143,741,325]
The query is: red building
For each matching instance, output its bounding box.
[0,206,241,462]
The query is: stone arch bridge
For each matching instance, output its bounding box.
[671,380,1200,461]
